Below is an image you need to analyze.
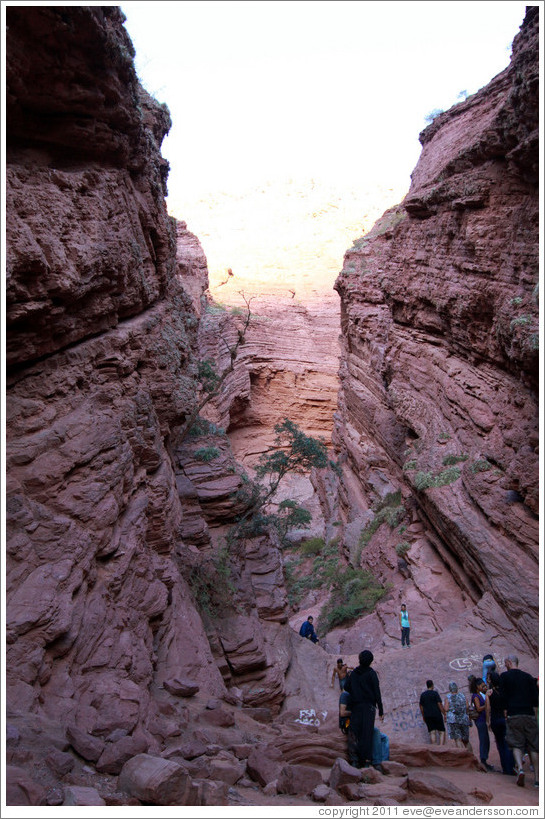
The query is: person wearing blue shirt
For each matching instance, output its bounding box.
[299,616,319,643]
[399,604,411,647]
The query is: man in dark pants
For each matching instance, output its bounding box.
[343,650,384,768]
[419,679,446,745]
[499,654,539,789]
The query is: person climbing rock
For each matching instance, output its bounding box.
[482,653,497,684]
[419,679,446,745]
[399,603,411,647]
[499,654,539,788]
[299,615,319,643]
[343,650,384,769]
[331,658,352,690]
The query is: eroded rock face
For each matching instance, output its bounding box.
[333,8,539,652]
[5,5,291,788]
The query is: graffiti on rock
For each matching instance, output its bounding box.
[294,707,328,727]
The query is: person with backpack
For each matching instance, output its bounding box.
[443,681,472,751]
[470,677,493,771]
[343,650,384,769]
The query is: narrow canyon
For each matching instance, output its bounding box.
[4,5,539,809]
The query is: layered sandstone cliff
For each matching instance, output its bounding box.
[333,7,539,653]
[5,9,295,799]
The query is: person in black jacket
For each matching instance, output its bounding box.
[343,650,384,768]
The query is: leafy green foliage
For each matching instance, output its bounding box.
[197,360,221,394]
[188,547,236,618]
[471,458,492,473]
[284,538,387,632]
[317,566,387,634]
[194,446,221,462]
[442,453,468,466]
[396,541,411,557]
[355,490,406,564]
[299,536,326,556]
[424,107,444,124]
[414,466,462,490]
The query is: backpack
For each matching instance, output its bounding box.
[468,698,480,721]
[339,715,350,734]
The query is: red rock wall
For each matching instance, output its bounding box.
[333,8,539,652]
[5,6,292,760]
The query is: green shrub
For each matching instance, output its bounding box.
[357,491,406,561]
[396,541,411,557]
[414,466,461,490]
[317,567,387,633]
[510,315,531,330]
[434,466,461,486]
[442,453,468,466]
[188,547,236,617]
[194,446,220,462]
[424,108,444,124]
[471,458,492,473]
[299,537,326,556]
[414,471,435,490]
[403,459,418,472]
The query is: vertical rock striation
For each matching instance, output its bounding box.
[333,8,539,652]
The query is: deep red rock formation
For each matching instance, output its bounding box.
[4,8,293,804]
[333,8,539,652]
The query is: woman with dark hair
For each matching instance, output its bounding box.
[486,671,515,775]
[470,677,493,771]
[343,650,384,768]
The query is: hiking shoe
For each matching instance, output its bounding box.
[484,763,495,772]
[516,770,525,787]
[534,782,539,789]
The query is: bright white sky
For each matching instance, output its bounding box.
[121,0,530,207]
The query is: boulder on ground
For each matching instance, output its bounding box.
[407,771,469,805]
[45,749,74,776]
[96,732,149,774]
[63,786,105,806]
[208,752,246,785]
[199,707,235,728]
[381,760,408,777]
[312,783,336,802]
[163,677,200,697]
[329,757,362,792]
[118,753,191,805]
[246,743,284,786]
[5,766,46,806]
[66,725,105,762]
[276,763,322,795]
[197,779,229,805]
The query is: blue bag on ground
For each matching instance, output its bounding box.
[372,727,390,764]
